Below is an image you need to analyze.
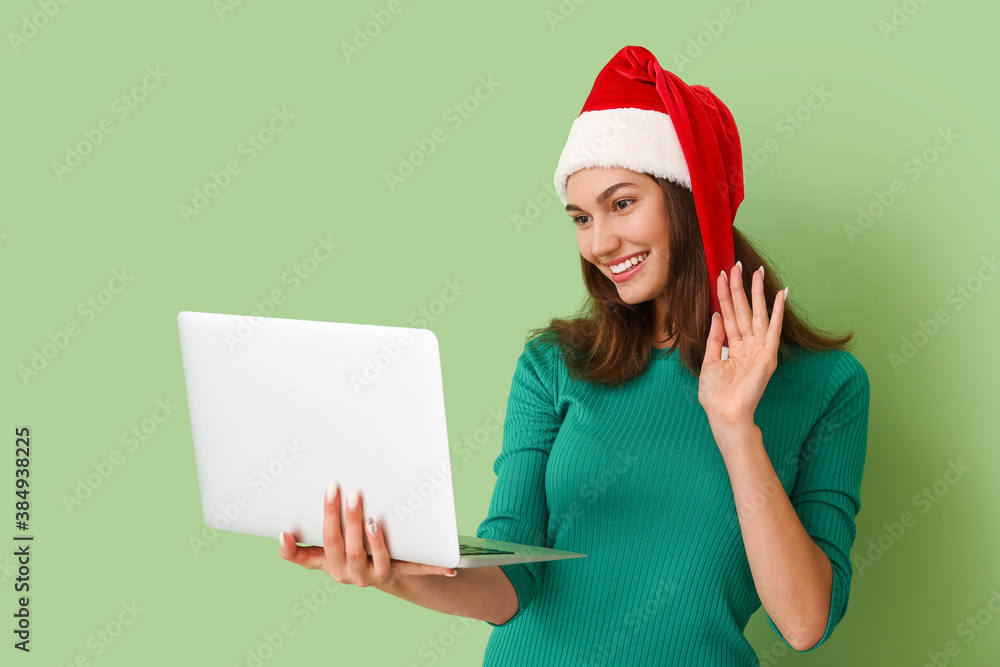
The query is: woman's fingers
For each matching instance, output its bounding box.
[365,524,458,580]
[278,532,328,569]
[391,558,458,578]
[343,489,370,580]
[766,286,787,354]
[322,482,347,573]
[719,263,777,346]
[281,486,459,584]
[751,266,769,336]
[728,262,754,335]
[717,268,741,344]
[365,516,391,581]
[703,311,725,366]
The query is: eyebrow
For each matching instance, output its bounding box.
[565,182,638,212]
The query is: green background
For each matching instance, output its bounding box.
[3,0,998,664]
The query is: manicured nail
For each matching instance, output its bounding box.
[347,490,359,510]
[720,270,726,280]
[758,265,764,278]
[784,286,789,299]
[278,532,285,548]
[366,517,378,536]
[325,482,337,503]
[445,570,458,577]
[735,260,742,272]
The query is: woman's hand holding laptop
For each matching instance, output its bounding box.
[277,480,522,626]
[277,482,459,585]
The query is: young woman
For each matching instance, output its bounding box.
[278,46,870,666]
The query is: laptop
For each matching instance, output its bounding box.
[176,311,586,569]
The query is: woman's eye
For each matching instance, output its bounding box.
[571,200,632,226]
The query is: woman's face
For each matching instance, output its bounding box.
[565,167,671,306]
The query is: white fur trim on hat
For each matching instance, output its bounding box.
[553,107,691,206]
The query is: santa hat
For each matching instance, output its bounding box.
[553,45,744,332]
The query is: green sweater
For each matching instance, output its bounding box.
[476,334,870,666]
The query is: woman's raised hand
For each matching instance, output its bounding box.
[699,261,787,428]
[278,483,457,586]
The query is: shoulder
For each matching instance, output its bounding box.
[514,330,569,395]
[521,329,565,368]
[829,350,869,394]
[781,344,867,381]
[779,344,870,409]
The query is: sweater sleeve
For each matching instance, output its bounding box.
[766,351,870,651]
[476,338,562,627]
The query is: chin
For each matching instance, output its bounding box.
[614,284,656,304]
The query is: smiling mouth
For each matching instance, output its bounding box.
[609,252,648,275]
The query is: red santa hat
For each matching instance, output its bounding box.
[553,45,744,331]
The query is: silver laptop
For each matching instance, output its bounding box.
[176,311,585,569]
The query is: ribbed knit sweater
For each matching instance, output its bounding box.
[476,333,870,666]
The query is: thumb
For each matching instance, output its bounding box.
[392,559,457,577]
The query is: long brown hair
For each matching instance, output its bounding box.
[528,175,854,386]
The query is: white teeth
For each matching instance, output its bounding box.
[611,252,648,274]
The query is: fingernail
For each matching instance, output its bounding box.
[445,570,458,577]
[325,482,337,504]
[366,517,378,536]
[784,286,789,299]
[347,490,359,510]
[735,260,742,272]
[758,265,764,278]
[278,532,285,548]
[719,270,726,280]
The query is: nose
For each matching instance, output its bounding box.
[589,217,620,261]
